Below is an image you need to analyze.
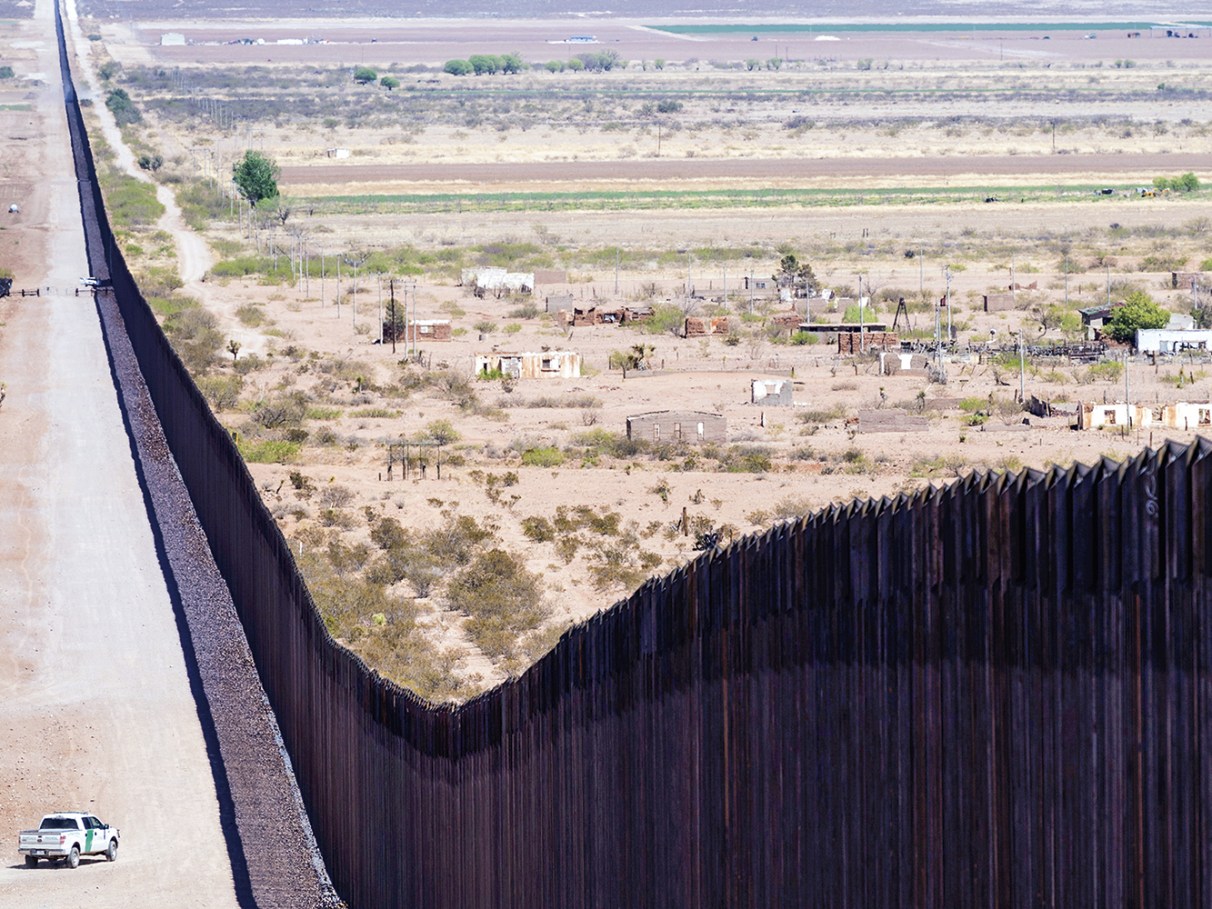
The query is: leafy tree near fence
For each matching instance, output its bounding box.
[105,88,141,126]
[353,66,378,85]
[1105,290,1168,343]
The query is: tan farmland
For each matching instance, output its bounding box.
[60,14,1212,698]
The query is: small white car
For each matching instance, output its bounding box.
[18,812,119,868]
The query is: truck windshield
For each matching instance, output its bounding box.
[41,818,78,829]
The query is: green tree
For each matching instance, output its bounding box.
[544,59,564,72]
[231,150,279,206]
[1105,290,1169,343]
[1154,172,1201,193]
[444,59,473,75]
[105,88,141,126]
[353,65,378,84]
[0,65,14,79]
[422,419,461,445]
[469,54,502,75]
[501,52,525,74]
[774,253,817,295]
[379,75,400,90]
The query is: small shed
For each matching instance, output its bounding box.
[626,411,726,445]
[752,379,794,406]
[983,292,1017,313]
[1080,303,1120,340]
[407,319,451,342]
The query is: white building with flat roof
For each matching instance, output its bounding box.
[1135,328,1212,354]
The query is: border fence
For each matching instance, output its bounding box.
[57,9,1212,908]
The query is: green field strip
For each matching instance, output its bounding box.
[302,183,1199,215]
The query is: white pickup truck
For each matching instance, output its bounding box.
[18,812,119,868]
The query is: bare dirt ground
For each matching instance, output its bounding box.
[110,19,1212,69]
[279,152,1212,192]
[65,10,1212,699]
[0,2,238,905]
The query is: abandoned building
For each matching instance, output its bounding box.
[838,331,899,355]
[1134,328,1212,354]
[474,350,582,380]
[1079,303,1120,339]
[461,267,534,295]
[684,316,732,337]
[545,293,576,314]
[405,319,451,342]
[742,276,777,296]
[768,311,805,336]
[879,351,931,376]
[563,306,623,327]
[626,411,727,445]
[1077,401,1212,430]
[751,379,794,406]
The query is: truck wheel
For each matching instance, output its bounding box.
[24,855,37,868]
[66,846,80,869]
[106,839,118,862]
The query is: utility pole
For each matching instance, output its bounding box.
[944,265,952,346]
[1124,349,1131,436]
[614,248,620,296]
[1018,329,1025,402]
[410,282,418,358]
[857,274,865,352]
[919,249,923,295]
[388,279,397,354]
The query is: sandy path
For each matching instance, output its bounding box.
[280,151,1212,190]
[0,1,239,906]
[65,0,218,294]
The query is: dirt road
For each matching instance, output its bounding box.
[0,2,240,906]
